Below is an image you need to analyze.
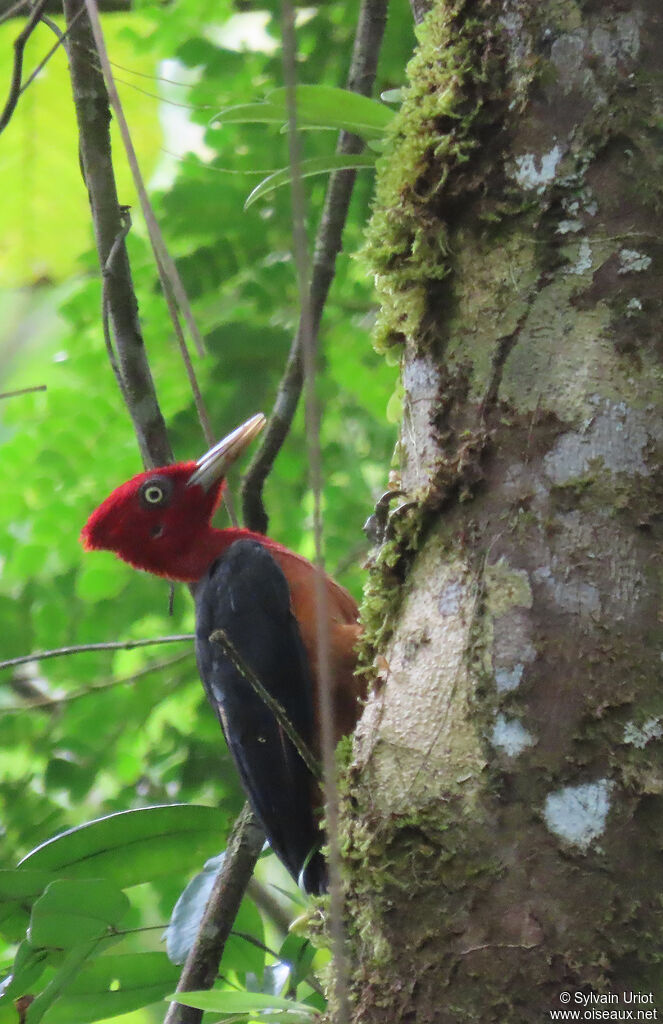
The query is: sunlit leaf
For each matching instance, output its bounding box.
[245,153,376,209]
[268,85,393,137]
[212,101,287,127]
[214,85,393,139]
[166,988,317,1016]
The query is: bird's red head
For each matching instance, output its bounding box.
[81,414,265,582]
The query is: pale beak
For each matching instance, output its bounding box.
[187,413,266,491]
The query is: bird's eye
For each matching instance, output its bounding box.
[139,476,173,509]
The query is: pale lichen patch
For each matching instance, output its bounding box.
[618,249,652,275]
[557,219,583,235]
[512,145,562,192]
[491,714,536,756]
[543,780,613,850]
[564,237,593,275]
[543,399,653,482]
[623,718,663,749]
[498,273,615,420]
[495,664,524,693]
[533,564,601,618]
[492,607,537,694]
[550,31,587,92]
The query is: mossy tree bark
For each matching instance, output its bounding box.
[343,1,663,1020]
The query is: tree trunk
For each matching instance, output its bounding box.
[343,0,663,1019]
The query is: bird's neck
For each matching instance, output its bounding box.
[176,526,315,588]
[199,527,289,575]
[208,526,263,554]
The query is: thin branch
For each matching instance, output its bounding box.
[0,0,49,135]
[241,0,390,533]
[102,207,132,401]
[84,0,206,365]
[63,0,172,468]
[0,0,129,18]
[19,12,78,95]
[1,652,193,712]
[0,634,194,671]
[280,6,350,1022]
[0,0,29,25]
[0,384,46,400]
[163,803,265,1024]
[209,629,321,781]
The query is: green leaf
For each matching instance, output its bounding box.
[25,940,99,1024]
[166,853,264,976]
[268,85,393,137]
[0,940,50,1005]
[29,879,129,949]
[212,101,288,126]
[40,952,180,1024]
[166,989,317,1016]
[277,934,316,990]
[0,870,55,942]
[245,153,376,209]
[166,854,224,965]
[18,806,228,889]
[215,85,393,139]
[226,896,265,978]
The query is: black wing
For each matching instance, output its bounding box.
[194,538,326,894]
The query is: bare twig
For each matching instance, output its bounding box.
[0,0,29,25]
[0,384,46,400]
[163,803,265,1024]
[0,634,194,671]
[0,0,49,135]
[1,652,193,712]
[0,0,129,18]
[209,628,321,781]
[241,0,390,533]
[18,11,79,95]
[102,207,132,400]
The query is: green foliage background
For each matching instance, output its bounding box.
[0,1,414,1021]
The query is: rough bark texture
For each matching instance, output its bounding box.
[342,1,663,1020]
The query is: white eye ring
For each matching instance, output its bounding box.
[143,485,164,504]
[140,475,173,509]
